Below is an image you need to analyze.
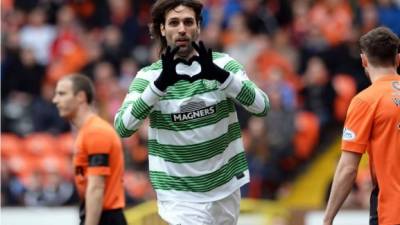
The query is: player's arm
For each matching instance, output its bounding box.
[84,175,105,225]
[323,150,362,225]
[220,68,270,117]
[84,129,113,225]
[114,72,160,138]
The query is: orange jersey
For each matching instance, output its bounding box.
[74,115,125,210]
[341,75,400,225]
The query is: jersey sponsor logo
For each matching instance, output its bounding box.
[393,97,400,107]
[342,127,356,141]
[180,101,206,112]
[392,81,400,91]
[171,105,216,122]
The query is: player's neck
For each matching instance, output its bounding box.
[71,105,95,129]
[367,66,398,83]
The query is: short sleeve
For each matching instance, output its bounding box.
[341,97,374,154]
[84,129,113,176]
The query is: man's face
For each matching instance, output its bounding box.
[52,79,79,120]
[161,5,200,58]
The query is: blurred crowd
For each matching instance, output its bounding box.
[1,0,399,207]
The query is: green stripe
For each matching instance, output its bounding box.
[212,52,225,60]
[142,60,162,72]
[161,79,218,100]
[131,98,152,120]
[114,102,137,137]
[150,152,248,192]
[149,100,236,131]
[148,122,241,163]
[114,114,136,137]
[223,60,243,74]
[236,81,256,106]
[129,78,149,93]
[252,94,270,117]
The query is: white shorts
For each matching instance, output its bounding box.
[157,189,241,225]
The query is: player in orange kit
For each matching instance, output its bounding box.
[324,27,400,225]
[53,74,126,225]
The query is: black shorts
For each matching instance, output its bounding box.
[79,203,127,225]
[370,185,379,225]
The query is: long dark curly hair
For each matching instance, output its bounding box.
[149,0,203,56]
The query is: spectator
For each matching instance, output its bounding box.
[19,7,56,65]
[101,25,126,68]
[2,47,45,98]
[308,0,353,47]
[300,57,336,128]
[47,6,88,84]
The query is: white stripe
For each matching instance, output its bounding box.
[136,69,160,81]
[123,92,140,103]
[155,170,249,202]
[150,82,166,97]
[220,69,248,90]
[148,112,238,145]
[153,90,226,113]
[246,88,268,114]
[142,85,162,106]
[223,75,244,99]
[148,138,244,177]
[219,73,234,90]
[122,104,140,130]
[121,86,161,130]
[214,54,232,68]
[176,61,201,77]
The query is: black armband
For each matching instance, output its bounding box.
[88,154,109,167]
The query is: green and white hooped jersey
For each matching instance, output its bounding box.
[114,52,270,202]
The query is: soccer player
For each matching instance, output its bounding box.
[114,0,270,224]
[53,74,127,225]
[324,27,400,225]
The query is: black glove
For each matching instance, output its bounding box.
[191,41,230,83]
[154,46,191,91]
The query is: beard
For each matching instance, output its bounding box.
[174,44,195,59]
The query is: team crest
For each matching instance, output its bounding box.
[202,80,218,89]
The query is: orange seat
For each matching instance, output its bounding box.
[38,154,72,179]
[23,133,58,156]
[5,154,34,178]
[293,111,320,160]
[57,132,75,157]
[1,133,23,159]
[332,74,357,121]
